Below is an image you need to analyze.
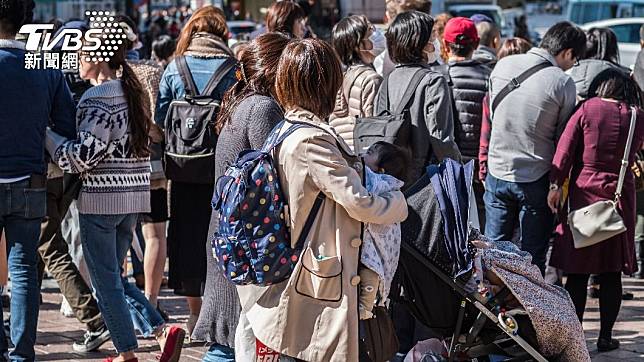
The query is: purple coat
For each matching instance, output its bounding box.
[549,98,644,275]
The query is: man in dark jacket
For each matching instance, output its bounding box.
[473,19,500,68]
[0,0,76,359]
[432,17,491,229]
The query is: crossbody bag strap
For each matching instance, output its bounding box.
[202,57,238,97]
[615,106,638,202]
[175,56,199,98]
[491,61,552,115]
[393,68,428,115]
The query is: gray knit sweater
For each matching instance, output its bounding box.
[192,94,282,346]
[46,80,151,215]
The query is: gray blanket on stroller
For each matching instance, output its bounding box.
[471,230,591,361]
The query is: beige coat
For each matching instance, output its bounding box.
[237,108,407,362]
[329,64,383,151]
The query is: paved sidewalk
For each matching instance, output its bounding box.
[19,277,644,361]
[33,280,208,361]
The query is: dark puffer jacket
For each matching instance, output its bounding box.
[433,60,491,160]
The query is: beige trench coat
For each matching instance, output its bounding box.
[237,109,408,362]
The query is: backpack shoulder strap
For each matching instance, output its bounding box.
[394,68,430,115]
[491,61,552,114]
[175,56,199,98]
[202,57,238,98]
[433,63,453,87]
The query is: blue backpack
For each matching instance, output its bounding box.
[211,120,325,286]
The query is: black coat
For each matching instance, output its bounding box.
[433,60,491,160]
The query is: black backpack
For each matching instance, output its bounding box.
[163,56,237,184]
[353,68,427,155]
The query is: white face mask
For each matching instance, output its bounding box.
[368,29,386,57]
[433,38,444,64]
[425,48,438,64]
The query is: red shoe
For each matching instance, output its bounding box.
[158,326,186,362]
[103,357,138,362]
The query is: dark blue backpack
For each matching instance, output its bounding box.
[211,120,325,286]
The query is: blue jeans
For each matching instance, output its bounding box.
[202,344,235,362]
[0,179,46,361]
[78,213,165,353]
[484,174,553,274]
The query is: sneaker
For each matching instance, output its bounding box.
[158,326,185,362]
[73,326,111,353]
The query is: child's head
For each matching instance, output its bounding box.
[363,142,411,182]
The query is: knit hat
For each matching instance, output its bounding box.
[444,17,480,45]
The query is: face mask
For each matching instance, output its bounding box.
[368,29,386,57]
[425,48,438,64]
[433,38,443,65]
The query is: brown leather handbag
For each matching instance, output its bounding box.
[361,306,400,362]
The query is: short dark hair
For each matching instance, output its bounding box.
[387,10,434,64]
[152,35,176,62]
[368,141,411,183]
[477,21,499,48]
[0,0,25,35]
[276,38,343,119]
[447,41,476,58]
[266,1,305,37]
[399,0,432,14]
[592,68,642,107]
[539,21,586,59]
[332,15,370,66]
[584,27,619,64]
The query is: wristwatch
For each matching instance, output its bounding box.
[549,183,560,192]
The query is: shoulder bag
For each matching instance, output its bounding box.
[568,106,637,249]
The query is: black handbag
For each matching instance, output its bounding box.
[360,305,399,362]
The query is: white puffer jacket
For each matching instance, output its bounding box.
[329,64,383,151]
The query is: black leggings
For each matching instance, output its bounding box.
[565,272,622,339]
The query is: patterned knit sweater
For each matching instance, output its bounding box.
[46,80,150,215]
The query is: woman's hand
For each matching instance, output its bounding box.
[547,189,562,214]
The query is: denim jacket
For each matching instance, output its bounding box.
[155,56,237,126]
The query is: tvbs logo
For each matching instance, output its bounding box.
[19,11,126,64]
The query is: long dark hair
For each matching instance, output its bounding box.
[265,1,305,37]
[585,27,619,64]
[216,32,292,133]
[107,41,151,158]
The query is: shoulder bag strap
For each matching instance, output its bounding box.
[615,106,639,202]
[377,73,391,114]
[394,68,429,115]
[175,56,199,98]
[295,192,326,249]
[202,57,238,97]
[491,61,552,115]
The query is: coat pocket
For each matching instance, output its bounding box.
[295,247,343,302]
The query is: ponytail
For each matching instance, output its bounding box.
[120,62,151,158]
[215,74,247,134]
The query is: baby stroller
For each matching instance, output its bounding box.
[392,161,547,362]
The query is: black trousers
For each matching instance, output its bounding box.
[37,176,103,332]
[565,272,622,340]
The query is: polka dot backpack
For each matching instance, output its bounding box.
[212,120,326,286]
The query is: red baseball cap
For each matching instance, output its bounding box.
[443,17,480,45]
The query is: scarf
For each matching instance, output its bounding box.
[185,32,234,58]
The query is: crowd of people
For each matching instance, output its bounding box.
[1,0,644,361]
